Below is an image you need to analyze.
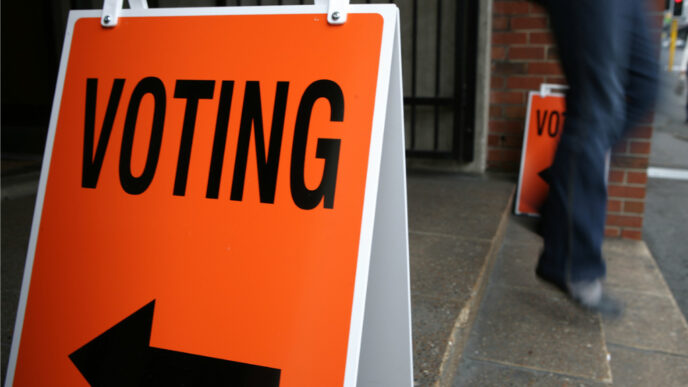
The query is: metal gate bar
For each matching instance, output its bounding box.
[402,0,477,162]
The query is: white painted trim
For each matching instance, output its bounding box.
[648,167,688,180]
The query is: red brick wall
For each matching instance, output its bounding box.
[605,124,653,239]
[488,0,662,240]
[489,0,563,172]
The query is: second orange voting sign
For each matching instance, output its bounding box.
[6,4,412,387]
[516,87,567,216]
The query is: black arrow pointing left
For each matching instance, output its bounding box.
[69,300,281,387]
[537,167,551,185]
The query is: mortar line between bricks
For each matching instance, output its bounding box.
[464,355,612,384]
[408,230,494,243]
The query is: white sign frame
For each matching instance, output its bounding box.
[5,4,412,387]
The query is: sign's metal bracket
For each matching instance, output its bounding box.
[102,0,148,27]
[315,0,348,25]
[102,0,347,27]
[327,0,348,25]
[101,0,123,27]
[540,83,568,97]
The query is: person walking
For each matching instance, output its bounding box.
[534,0,659,316]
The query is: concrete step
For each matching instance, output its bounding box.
[407,172,515,386]
[450,215,688,386]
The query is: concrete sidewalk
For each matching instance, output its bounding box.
[451,216,688,386]
[407,172,515,386]
[407,172,688,386]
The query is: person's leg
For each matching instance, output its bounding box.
[617,0,659,142]
[536,0,631,296]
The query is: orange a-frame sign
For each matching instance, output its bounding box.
[515,86,566,216]
[6,3,413,387]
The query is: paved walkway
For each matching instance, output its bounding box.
[406,171,688,386]
[3,170,687,386]
[450,215,688,386]
[407,172,514,386]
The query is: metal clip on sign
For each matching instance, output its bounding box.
[539,83,568,97]
[101,0,148,27]
[315,0,349,25]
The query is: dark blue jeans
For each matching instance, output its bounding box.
[536,0,658,286]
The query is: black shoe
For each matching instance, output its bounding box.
[568,280,623,319]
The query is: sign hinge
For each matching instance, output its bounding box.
[315,0,349,25]
[540,83,568,97]
[102,0,149,28]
